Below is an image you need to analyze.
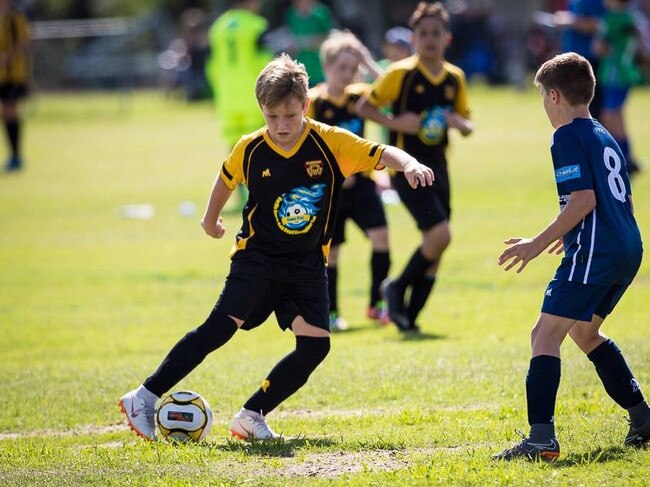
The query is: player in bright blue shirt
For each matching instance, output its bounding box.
[493,52,648,461]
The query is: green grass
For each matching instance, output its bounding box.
[1,86,649,486]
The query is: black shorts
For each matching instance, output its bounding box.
[0,83,28,101]
[392,167,450,230]
[214,257,330,332]
[332,175,387,245]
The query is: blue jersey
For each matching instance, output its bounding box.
[561,0,605,61]
[551,118,642,286]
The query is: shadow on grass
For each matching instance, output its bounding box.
[554,445,630,467]
[211,435,339,458]
[394,330,448,342]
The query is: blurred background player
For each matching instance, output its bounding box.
[493,52,649,461]
[205,0,272,208]
[284,0,333,86]
[0,0,30,172]
[594,0,644,177]
[552,0,606,120]
[357,2,473,332]
[380,26,414,68]
[307,30,388,331]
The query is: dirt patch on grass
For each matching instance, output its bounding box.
[275,449,410,478]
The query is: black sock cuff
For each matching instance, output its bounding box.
[587,339,619,363]
[529,355,561,374]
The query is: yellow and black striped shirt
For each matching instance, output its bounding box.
[0,10,30,84]
[220,118,385,263]
[366,55,470,165]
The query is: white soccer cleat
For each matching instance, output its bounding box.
[118,387,157,441]
[230,408,280,440]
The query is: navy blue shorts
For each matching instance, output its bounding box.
[391,168,450,230]
[601,86,629,111]
[214,258,330,332]
[541,279,631,322]
[331,175,387,246]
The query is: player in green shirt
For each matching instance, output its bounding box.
[206,0,273,148]
[285,0,333,86]
[594,0,643,176]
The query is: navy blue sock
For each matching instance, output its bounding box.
[244,336,330,415]
[526,355,561,426]
[370,250,390,306]
[587,339,645,409]
[143,309,238,397]
[326,266,338,313]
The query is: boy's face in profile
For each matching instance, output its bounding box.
[324,50,359,91]
[412,17,450,62]
[260,96,309,147]
[540,86,561,129]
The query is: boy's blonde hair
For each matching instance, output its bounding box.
[319,30,363,67]
[534,52,595,107]
[255,53,309,108]
[409,2,450,31]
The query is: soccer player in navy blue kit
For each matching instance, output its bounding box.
[493,52,649,461]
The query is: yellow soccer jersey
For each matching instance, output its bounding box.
[307,82,371,137]
[0,10,30,84]
[367,55,470,164]
[220,118,385,261]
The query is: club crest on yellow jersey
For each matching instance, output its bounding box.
[274,184,327,234]
[418,106,448,146]
[305,160,324,178]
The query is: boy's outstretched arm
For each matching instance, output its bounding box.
[201,174,234,238]
[379,145,434,189]
[498,189,596,273]
[355,97,421,135]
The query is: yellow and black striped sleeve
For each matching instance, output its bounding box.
[320,124,385,178]
[366,56,417,109]
[219,138,247,190]
[445,62,471,119]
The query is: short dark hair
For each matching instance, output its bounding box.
[534,52,595,106]
[255,53,309,108]
[409,2,450,31]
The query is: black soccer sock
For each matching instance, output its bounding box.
[244,336,330,416]
[393,248,434,290]
[5,120,20,157]
[143,308,238,397]
[326,266,338,313]
[526,355,561,427]
[407,275,436,323]
[370,250,390,306]
[587,339,645,410]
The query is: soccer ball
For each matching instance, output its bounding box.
[155,390,213,442]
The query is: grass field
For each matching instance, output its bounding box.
[1,85,649,486]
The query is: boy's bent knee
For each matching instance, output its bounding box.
[296,336,331,366]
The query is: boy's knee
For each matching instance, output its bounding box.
[296,336,331,367]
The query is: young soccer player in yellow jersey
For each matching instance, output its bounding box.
[119,54,434,441]
[0,0,30,171]
[357,2,474,332]
[307,31,389,330]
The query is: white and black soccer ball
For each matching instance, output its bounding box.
[155,390,213,442]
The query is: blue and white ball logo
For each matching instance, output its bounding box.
[274,184,326,234]
[418,107,448,145]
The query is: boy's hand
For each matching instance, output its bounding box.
[201,216,226,239]
[403,161,434,189]
[547,238,564,255]
[498,237,545,273]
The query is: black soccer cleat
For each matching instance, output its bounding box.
[492,429,560,461]
[624,416,650,447]
[380,278,410,331]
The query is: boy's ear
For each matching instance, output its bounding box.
[549,88,561,104]
[303,98,310,113]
